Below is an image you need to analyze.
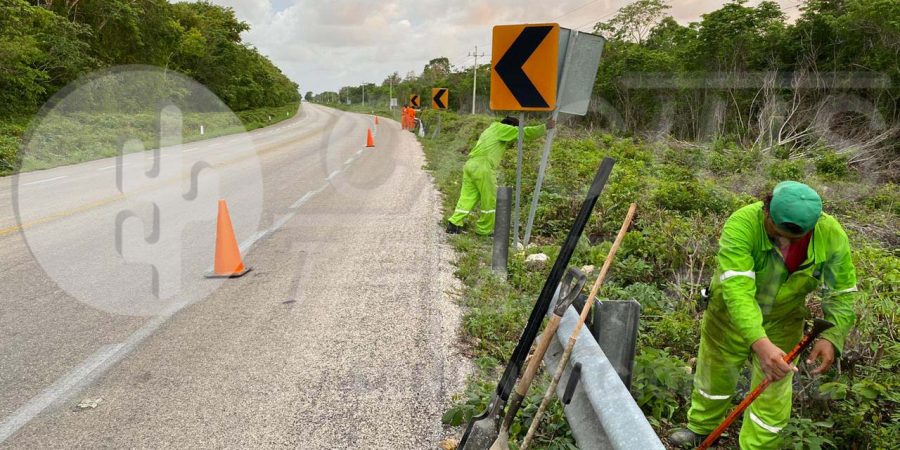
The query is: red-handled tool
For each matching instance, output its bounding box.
[697,319,834,449]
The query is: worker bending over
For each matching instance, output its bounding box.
[670,181,857,449]
[446,116,553,235]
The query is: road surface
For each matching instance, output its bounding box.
[0,104,466,448]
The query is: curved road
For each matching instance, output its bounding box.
[0,104,465,448]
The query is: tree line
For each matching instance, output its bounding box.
[0,0,300,117]
[317,0,898,178]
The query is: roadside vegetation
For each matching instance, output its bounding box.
[324,0,899,447]
[415,110,898,449]
[0,0,301,175]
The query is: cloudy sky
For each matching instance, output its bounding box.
[205,0,802,94]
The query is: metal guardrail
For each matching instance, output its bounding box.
[542,303,665,450]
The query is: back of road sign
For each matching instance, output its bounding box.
[490,23,560,112]
[556,29,606,116]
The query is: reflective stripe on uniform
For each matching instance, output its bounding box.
[455,209,470,214]
[696,388,731,400]
[720,270,756,282]
[835,285,858,294]
[749,411,783,433]
[480,209,495,214]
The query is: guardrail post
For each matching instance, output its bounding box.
[492,186,512,279]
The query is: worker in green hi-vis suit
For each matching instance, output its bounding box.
[446,116,552,236]
[670,181,858,449]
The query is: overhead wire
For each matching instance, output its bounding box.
[547,0,605,22]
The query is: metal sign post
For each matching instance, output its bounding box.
[432,114,442,139]
[512,113,526,247]
[522,31,576,248]
[523,29,605,247]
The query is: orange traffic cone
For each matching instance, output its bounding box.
[374,115,380,125]
[205,200,251,278]
[366,128,375,147]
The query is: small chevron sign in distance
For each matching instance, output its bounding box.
[490,23,559,112]
[409,94,421,108]
[432,88,449,110]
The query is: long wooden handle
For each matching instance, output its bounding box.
[574,203,638,335]
[498,314,564,434]
[516,315,562,397]
[520,203,637,450]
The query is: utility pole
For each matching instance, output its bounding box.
[362,84,366,107]
[468,45,485,115]
[389,77,393,109]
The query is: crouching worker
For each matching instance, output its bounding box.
[670,181,858,449]
[446,116,553,235]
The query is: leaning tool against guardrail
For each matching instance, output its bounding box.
[490,267,587,450]
[521,203,638,450]
[457,157,616,450]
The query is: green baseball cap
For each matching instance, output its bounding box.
[770,181,822,234]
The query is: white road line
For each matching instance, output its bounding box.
[326,171,340,181]
[270,213,293,231]
[98,165,118,171]
[289,186,326,210]
[20,176,67,186]
[0,198,307,442]
[290,192,315,210]
[238,229,270,255]
[0,343,124,442]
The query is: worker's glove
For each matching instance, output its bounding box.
[547,118,556,130]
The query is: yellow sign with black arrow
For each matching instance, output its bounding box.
[490,23,559,111]
[409,94,421,108]
[432,88,449,110]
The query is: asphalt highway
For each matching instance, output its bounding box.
[0,104,466,448]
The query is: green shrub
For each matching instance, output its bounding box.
[708,140,762,175]
[612,256,655,285]
[663,146,706,169]
[778,418,835,450]
[631,348,693,427]
[641,311,700,359]
[767,159,806,181]
[608,282,670,313]
[861,183,899,216]
[0,134,18,174]
[815,151,850,180]
[652,179,733,214]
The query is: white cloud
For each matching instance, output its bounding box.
[202,0,803,93]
